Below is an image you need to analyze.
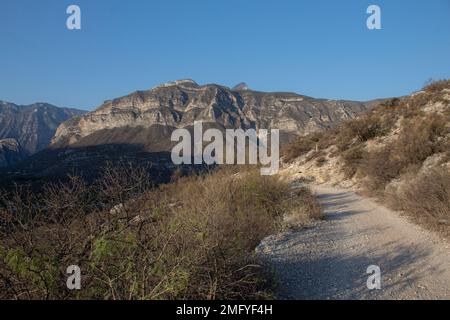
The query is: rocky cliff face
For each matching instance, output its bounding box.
[0,138,27,168]
[2,80,377,189]
[0,101,86,155]
[51,80,372,150]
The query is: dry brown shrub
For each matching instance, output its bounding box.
[386,168,450,236]
[423,79,450,93]
[0,164,320,300]
[282,131,332,163]
[283,187,323,229]
[341,145,365,179]
[361,113,449,192]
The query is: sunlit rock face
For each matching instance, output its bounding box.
[52,80,372,149]
[1,81,375,188]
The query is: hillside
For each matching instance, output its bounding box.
[51,79,372,149]
[1,80,374,188]
[0,139,27,168]
[282,80,450,235]
[0,165,321,299]
[0,101,85,156]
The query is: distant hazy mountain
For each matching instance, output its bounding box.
[0,101,86,155]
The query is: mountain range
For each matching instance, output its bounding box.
[0,101,85,167]
[0,80,379,187]
[51,79,374,149]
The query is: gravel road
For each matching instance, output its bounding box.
[257,184,450,300]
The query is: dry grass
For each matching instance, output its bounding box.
[282,78,450,235]
[0,164,321,300]
[361,113,448,191]
[282,131,332,163]
[423,79,450,93]
[386,168,450,236]
[335,114,389,151]
[341,145,365,179]
[283,187,323,229]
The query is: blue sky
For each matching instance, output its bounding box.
[0,0,449,110]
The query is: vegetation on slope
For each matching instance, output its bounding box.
[282,80,450,235]
[0,164,320,299]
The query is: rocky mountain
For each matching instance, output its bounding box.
[232,82,250,91]
[51,79,373,149]
[1,80,377,189]
[0,101,86,155]
[0,138,27,168]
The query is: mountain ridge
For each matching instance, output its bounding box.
[0,101,86,155]
[51,80,374,150]
[1,80,381,188]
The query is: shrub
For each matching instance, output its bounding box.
[423,79,450,93]
[283,187,323,229]
[315,156,327,167]
[0,165,318,300]
[341,145,365,179]
[282,131,332,162]
[336,113,389,151]
[361,146,405,191]
[380,98,400,108]
[360,113,449,191]
[386,168,450,236]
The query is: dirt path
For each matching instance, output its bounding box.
[257,184,450,300]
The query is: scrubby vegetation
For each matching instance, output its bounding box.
[282,186,323,229]
[0,164,320,300]
[282,79,450,235]
[386,168,450,235]
[423,79,450,93]
[282,131,334,163]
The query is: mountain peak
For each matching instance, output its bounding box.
[0,102,86,155]
[155,79,199,89]
[232,82,250,91]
